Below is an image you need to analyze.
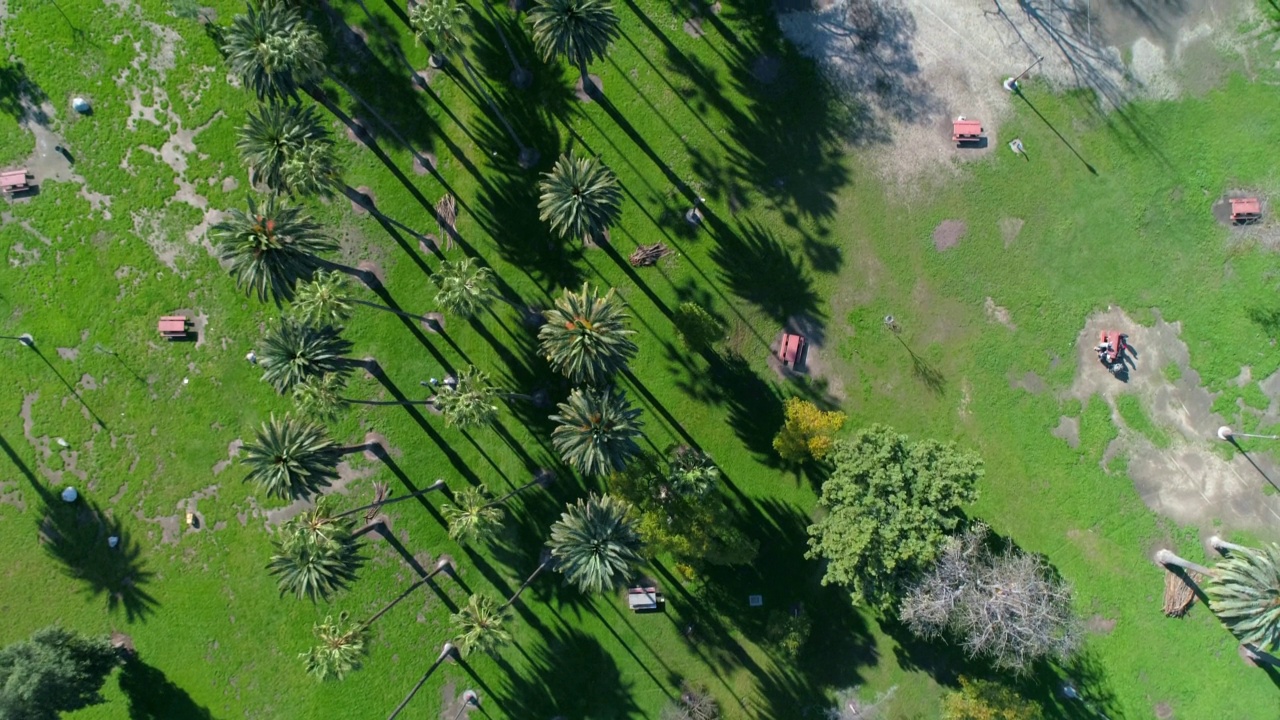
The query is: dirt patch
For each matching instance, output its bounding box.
[1009,371,1046,394]
[1066,308,1280,535]
[1052,415,1080,449]
[0,480,26,511]
[683,17,704,37]
[1086,615,1117,635]
[351,186,375,216]
[56,346,79,361]
[932,220,966,251]
[999,217,1024,248]
[983,297,1015,330]
[778,0,1253,185]
[574,74,603,103]
[211,438,242,476]
[412,152,436,176]
[1154,701,1174,719]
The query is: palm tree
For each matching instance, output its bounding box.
[537,152,622,243]
[221,0,324,102]
[551,387,643,476]
[293,373,432,418]
[434,367,501,429]
[211,196,336,304]
[304,558,456,683]
[1208,543,1280,650]
[259,320,352,393]
[237,102,340,196]
[450,594,512,657]
[388,643,457,719]
[527,0,619,97]
[410,0,539,168]
[547,493,643,593]
[539,283,636,384]
[290,270,355,327]
[443,486,506,544]
[302,612,366,681]
[267,500,363,601]
[242,414,341,500]
[432,258,496,319]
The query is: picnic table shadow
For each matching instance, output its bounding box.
[38,497,157,622]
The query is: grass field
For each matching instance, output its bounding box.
[3,0,1280,717]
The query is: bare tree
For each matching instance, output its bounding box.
[901,525,1082,674]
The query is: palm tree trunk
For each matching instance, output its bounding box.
[387,643,456,720]
[344,397,429,406]
[487,476,544,507]
[500,559,550,611]
[1156,549,1214,576]
[350,297,431,321]
[336,479,447,520]
[1209,536,1252,555]
[477,0,529,86]
[361,560,453,630]
[577,58,596,98]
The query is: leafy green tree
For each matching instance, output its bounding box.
[610,447,756,567]
[431,258,496,319]
[301,612,366,681]
[1208,543,1280,650]
[442,486,506,545]
[259,320,351,393]
[538,283,637,384]
[551,387,643,476]
[941,678,1043,720]
[212,196,336,304]
[449,594,512,657]
[221,0,324,101]
[547,493,643,593]
[0,627,118,720]
[537,152,622,242]
[806,424,983,608]
[672,302,725,351]
[773,397,846,462]
[268,501,361,601]
[527,0,619,97]
[236,102,339,196]
[434,367,501,429]
[242,414,341,500]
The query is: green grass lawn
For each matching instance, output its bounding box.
[3,0,1280,717]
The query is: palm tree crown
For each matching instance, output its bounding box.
[538,152,622,242]
[212,196,336,305]
[539,283,637,384]
[409,0,470,59]
[551,387,643,476]
[242,414,341,500]
[1208,543,1280,650]
[443,486,506,545]
[434,367,501,429]
[548,493,643,593]
[292,373,348,419]
[432,257,496,319]
[237,102,339,196]
[223,0,324,101]
[450,594,512,657]
[260,320,351,393]
[527,0,619,72]
[290,270,355,326]
[268,502,361,601]
[302,612,367,681]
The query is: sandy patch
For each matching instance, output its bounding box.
[983,296,1015,330]
[932,219,966,251]
[1086,615,1116,635]
[1065,307,1280,535]
[999,217,1024,247]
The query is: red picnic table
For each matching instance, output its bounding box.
[779,332,806,368]
[1230,197,1261,224]
[952,118,984,144]
[0,169,29,194]
[157,316,188,339]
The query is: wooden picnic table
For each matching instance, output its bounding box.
[1230,197,1261,223]
[627,586,663,612]
[779,333,805,368]
[952,118,984,144]
[0,169,29,194]
[158,316,188,338]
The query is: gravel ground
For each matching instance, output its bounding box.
[778,0,1256,186]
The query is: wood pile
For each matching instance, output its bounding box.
[436,194,457,250]
[629,242,672,267]
[1163,569,1205,617]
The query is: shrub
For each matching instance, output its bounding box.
[941,678,1042,720]
[672,302,725,351]
[772,398,846,461]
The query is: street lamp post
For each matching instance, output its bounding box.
[1,333,34,347]
[1218,426,1280,442]
[451,690,479,720]
[1004,56,1044,93]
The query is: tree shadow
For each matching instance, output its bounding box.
[38,497,158,622]
[673,350,785,463]
[496,624,642,717]
[707,218,823,328]
[0,61,46,121]
[118,657,215,719]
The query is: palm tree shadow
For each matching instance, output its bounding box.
[118,656,215,719]
[38,497,158,622]
[497,624,641,717]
